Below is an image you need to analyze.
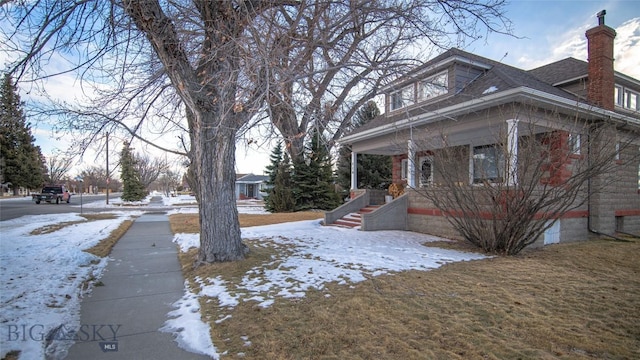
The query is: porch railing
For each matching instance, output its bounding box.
[324,191,369,225]
[361,193,408,231]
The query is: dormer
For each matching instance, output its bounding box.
[614,77,640,112]
[382,49,492,115]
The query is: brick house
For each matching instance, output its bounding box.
[325,12,640,245]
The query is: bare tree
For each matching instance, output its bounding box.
[46,154,73,184]
[2,0,510,263]
[412,107,637,255]
[79,166,109,193]
[155,169,182,197]
[261,1,511,164]
[134,153,169,189]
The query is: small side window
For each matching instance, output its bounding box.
[568,133,581,155]
[401,159,408,180]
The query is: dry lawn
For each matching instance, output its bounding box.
[83,218,136,257]
[169,211,324,234]
[170,214,640,359]
[28,213,136,258]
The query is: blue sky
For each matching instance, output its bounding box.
[6,1,640,176]
[470,0,640,78]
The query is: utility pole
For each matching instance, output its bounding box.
[106,132,110,205]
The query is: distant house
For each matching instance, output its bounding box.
[235,173,269,200]
[325,12,640,244]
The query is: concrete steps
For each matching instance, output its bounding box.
[332,205,381,228]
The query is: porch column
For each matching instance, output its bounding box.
[407,139,416,187]
[506,119,519,186]
[350,151,358,190]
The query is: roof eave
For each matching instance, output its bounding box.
[380,55,492,93]
[340,87,640,144]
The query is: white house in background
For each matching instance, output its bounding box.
[235,173,269,200]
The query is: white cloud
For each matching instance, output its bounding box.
[613,18,640,78]
[516,17,640,79]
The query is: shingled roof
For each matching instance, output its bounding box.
[347,48,582,136]
[528,57,589,85]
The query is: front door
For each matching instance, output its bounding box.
[246,184,255,198]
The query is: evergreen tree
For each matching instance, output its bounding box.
[264,142,296,212]
[120,143,147,201]
[336,101,391,195]
[264,142,283,187]
[269,153,296,212]
[292,129,341,211]
[0,73,45,194]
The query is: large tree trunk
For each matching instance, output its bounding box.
[193,111,246,263]
[123,0,249,263]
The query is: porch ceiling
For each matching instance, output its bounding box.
[343,86,640,156]
[350,116,551,155]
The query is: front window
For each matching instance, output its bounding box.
[420,71,448,100]
[473,144,505,184]
[390,85,415,111]
[419,156,433,187]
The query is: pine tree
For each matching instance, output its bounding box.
[120,143,147,201]
[264,143,296,212]
[270,153,296,212]
[293,129,340,211]
[264,142,283,187]
[0,73,45,194]
[336,101,391,195]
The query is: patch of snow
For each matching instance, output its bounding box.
[160,282,218,359]
[166,220,487,356]
[482,86,499,94]
[163,194,198,206]
[0,212,138,360]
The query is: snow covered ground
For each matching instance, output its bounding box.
[166,220,487,358]
[0,211,141,359]
[0,198,486,359]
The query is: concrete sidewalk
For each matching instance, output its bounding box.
[65,202,211,359]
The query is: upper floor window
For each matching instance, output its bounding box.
[615,85,623,106]
[615,84,639,111]
[390,85,415,111]
[420,71,448,101]
[624,89,639,110]
[472,144,505,184]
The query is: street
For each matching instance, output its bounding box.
[0,193,124,221]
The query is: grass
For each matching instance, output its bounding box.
[169,213,640,359]
[83,218,136,257]
[169,211,324,234]
[29,213,118,235]
[28,213,136,258]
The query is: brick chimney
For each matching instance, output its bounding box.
[585,10,616,110]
